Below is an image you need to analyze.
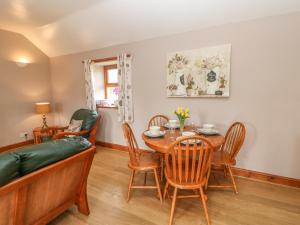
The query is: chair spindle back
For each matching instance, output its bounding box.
[148,115,169,129]
[122,122,139,166]
[165,136,213,184]
[221,122,246,161]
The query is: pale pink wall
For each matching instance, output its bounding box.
[50,13,300,179]
[0,29,52,146]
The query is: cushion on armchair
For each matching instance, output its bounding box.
[0,152,21,186]
[66,119,83,132]
[14,136,91,176]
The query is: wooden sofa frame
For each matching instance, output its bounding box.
[0,146,96,225]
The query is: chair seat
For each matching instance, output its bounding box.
[129,151,161,170]
[211,150,236,167]
[166,177,207,190]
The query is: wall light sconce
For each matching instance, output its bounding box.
[16,59,30,67]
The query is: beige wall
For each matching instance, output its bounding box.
[0,29,51,146]
[50,13,300,179]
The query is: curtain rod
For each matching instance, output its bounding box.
[81,54,131,63]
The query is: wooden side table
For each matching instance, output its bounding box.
[33,127,63,144]
[33,127,43,144]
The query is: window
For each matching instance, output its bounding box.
[91,57,119,108]
[104,64,118,101]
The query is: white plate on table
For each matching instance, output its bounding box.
[182,131,196,137]
[176,136,201,145]
[144,130,166,138]
[197,128,219,135]
[164,123,180,129]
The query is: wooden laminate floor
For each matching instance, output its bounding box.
[50,147,300,225]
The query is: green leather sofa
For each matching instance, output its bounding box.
[0,152,20,186]
[0,136,91,187]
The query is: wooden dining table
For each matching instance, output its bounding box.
[142,126,225,153]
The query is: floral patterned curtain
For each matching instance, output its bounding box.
[83,59,96,111]
[117,54,134,123]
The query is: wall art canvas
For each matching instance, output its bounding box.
[167,44,231,97]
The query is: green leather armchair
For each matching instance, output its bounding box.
[37,109,101,146]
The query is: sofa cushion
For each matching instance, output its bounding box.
[71,109,98,131]
[14,136,91,176]
[0,152,21,186]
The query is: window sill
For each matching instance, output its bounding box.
[96,105,118,109]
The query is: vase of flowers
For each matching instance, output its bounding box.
[174,107,189,134]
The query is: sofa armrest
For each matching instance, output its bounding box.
[52,130,89,140]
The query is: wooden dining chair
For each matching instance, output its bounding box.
[209,122,246,194]
[147,114,169,179]
[164,136,214,225]
[122,122,163,203]
[148,115,169,129]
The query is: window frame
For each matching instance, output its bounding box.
[90,57,120,109]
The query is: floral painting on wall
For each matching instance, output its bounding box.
[167,44,231,97]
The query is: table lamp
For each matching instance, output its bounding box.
[35,102,51,128]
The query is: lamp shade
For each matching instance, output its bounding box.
[35,102,51,114]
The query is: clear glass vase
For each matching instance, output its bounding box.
[179,120,185,135]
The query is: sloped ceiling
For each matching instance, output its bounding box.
[1,0,300,57]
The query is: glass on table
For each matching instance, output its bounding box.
[168,124,176,141]
[187,120,196,132]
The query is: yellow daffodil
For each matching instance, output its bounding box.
[174,107,189,129]
[174,107,190,133]
[177,107,182,114]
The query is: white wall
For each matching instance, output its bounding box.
[50,13,300,179]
